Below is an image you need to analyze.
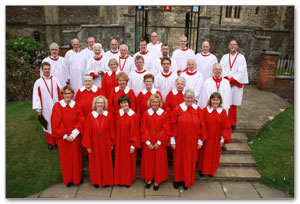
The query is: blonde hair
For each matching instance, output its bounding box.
[108,58,118,67]
[92,95,108,111]
[147,94,163,108]
[116,72,129,83]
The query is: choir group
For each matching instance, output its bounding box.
[32,32,248,191]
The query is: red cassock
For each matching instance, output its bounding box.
[140,108,170,185]
[108,86,136,113]
[101,71,119,99]
[51,100,85,185]
[171,103,207,188]
[114,109,140,186]
[164,89,185,116]
[198,106,231,176]
[136,88,163,118]
[74,85,104,118]
[82,110,115,187]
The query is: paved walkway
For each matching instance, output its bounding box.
[27,84,292,199]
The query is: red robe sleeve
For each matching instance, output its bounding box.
[51,103,67,138]
[74,104,86,134]
[128,90,136,112]
[155,112,171,146]
[74,89,81,102]
[222,110,232,144]
[198,108,207,142]
[140,112,151,142]
[129,114,140,148]
[164,91,172,113]
[170,105,180,138]
[109,113,116,146]
[136,92,143,118]
[101,73,108,98]
[82,114,93,149]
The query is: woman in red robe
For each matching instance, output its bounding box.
[136,73,163,118]
[108,72,136,113]
[51,85,85,187]
[82,95,115,188]
[170,89,207,190]
[140,94,170,191]
[114,95,140,187]
[198,92,231,177]
[101,58,119,99]
[74,75,103,156]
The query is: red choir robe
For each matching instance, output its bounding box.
[101,71,119,99]
[171,102,207,188]
[136,88,163,118]
[108,86,136,114]
[82,110,115,187]
[51,100,85,185]
[164,89,185,115]
[198,106,231,176]
[74,85,104,118]
[140,108,170,185]
[114,109,140,186]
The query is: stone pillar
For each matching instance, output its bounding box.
[257,51,281,90]
[197,16,211,52]
[123,14,136,55]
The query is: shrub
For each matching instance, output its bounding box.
[6,37,49,101]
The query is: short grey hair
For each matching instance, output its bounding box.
[93,43,102,50]
[213,63,223,70]
[50,42,59,49]
[175,77,186,86]
[184,89,195,97]
[119,44,128,50]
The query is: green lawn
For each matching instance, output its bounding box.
[248,106,294,196]
[6,100,62,198]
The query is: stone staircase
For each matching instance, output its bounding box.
[83,131,261,182]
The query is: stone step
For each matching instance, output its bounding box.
[196,166,261,182]
[219,154,256,167]
[222,143,252,154]
[231,132,248,143]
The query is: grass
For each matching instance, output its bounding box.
[248,106,294,196]
[6,100,62,198]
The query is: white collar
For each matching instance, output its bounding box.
[141,87,157,95]
[60,100,75,108]
[119,108,135,116]
[80,85,98,93]
[107,70,119,76]
[179,102,197,111]
[187,69,197,73]
[115,86,130,94]
[207,106,223,114]
[92,110,108,118]
[172,88,185,95]
[147,108,164,116]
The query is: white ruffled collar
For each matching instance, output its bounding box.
[119,108,135,116]
[141,87,157,95]
[172,88,185,95]
[80,85,98,93]
[207,106,223,114]
[147,108,164,116]
[107,70,120,76]
[179,102,197,111]
[60,100,75,108]
[115,86,130,94]
[92,110,108,118]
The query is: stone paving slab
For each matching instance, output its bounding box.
[223,143,252,154]
[180,180,226,199]
[75,177,112,198]
[221,181,261,199]
[220,154,256,167]
[39,183,79,198]
[145,179,180,197]
[212,167,261,181]
[26,192,41,198]
[110,179,144,199]
[231,132,248,142]
[252,183,292,199]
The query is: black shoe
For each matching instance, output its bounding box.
[145,182,151,189]
[209,175,213,177]
[231,125,236,130]
[66,182,72,188]
[183,186,188,190]
[94,184,99,188]
[124,185,130,188]
[199,171,204,177]
[80,179,83,184]
[153,185,159,191]
[222,145,227,151]
[173,181,180,189]
[48,144,53,150]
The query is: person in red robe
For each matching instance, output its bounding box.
[108,72,136,113]
[170,89,207,190]
[140,94,170,191]
[82,95,115,188]
[198,92,231,177]
[114,95,140,187]
[101,58,119,99]
[74,75,103,156]
[51,85,85,187]
[136,73,163,118]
